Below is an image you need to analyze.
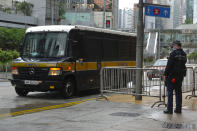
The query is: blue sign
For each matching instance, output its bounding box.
[145,5,170,18]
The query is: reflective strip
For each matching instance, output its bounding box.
[101,61,136,67]
[12,63,57,67]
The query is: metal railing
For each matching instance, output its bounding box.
[185,66,197,99]
[100,67,166,107]
[100,66,197,107]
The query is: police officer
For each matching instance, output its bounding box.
[164,41,187,114]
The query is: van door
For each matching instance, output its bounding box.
[76,35,102,90]
[71,31,102,91]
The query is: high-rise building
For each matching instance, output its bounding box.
[119,8,133,30]
[194,0,197,24]
[186,0,194,24]
[118,9,122,29]
[133,4,138,32]
[173,0,186,28]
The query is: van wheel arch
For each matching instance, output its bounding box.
[61,75,77,98]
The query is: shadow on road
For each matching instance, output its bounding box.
[23,89,100,100]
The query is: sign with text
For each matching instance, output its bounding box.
[145,5,170,18]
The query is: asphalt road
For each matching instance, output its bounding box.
[0,81,99,116]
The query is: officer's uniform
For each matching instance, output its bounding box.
[164,47,187,113]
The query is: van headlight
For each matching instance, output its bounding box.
[12,67,19,75]
[48,68,62,76]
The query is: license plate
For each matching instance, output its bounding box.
[24,80,40,85]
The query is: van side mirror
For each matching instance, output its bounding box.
[65,57,77,62]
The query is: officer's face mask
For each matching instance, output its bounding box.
[170,45,175,51]
[171,44,178,51]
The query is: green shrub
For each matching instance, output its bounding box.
[188,52,197,60]
[0,49,19,63]
[144,56,154,63]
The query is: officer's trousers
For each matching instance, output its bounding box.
[166,76,183,111]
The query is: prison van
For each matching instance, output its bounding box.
[11,25,136,97]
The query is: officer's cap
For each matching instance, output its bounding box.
[172,40,182,47]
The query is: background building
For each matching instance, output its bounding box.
[172,0,187,28]
[186,0,194,24]
[194,0,197,24]
[133,4,138,32]
[62,0,118,29]
[119,8,133,31]
[28,0,60,25]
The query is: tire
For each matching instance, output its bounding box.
[61,79,75,98]
[15,87,29,96]
[148,76,152,81]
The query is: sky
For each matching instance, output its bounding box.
[119,0,139,9]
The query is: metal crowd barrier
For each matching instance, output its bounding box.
[185,66,197,99]
[183,67,194,93]
[100,67,166,108]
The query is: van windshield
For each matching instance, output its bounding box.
[22,32,67,58]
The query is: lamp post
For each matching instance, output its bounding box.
[135,0,144,100]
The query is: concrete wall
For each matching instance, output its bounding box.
[64,9,94,26]
[0,0,13,8]
[93,11,112,28]
[27,0,46,25]
[0,11,38,28]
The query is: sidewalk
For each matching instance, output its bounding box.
[0,94,196,131]
[0,72,11,82]
[0,79,9,82]
[98,93,197,130]
[101,92,197,111]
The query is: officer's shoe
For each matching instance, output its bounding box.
[174,109,182,114]
[163,109,173,114]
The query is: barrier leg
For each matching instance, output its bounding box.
[185,89,197,100]
[151,79,167,108]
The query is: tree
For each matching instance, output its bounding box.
[59,3,66,20]
[184,18,193,24]
[0,27,25,51]
[16,1,33,16]
[2,7,11,14]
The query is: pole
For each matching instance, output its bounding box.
[24,0,26,29]
[103,0,106,28]
[135,0,144,100]
[52,7,54,25]
[158,30,160,59]
[112,0,118,30]
[157,18,161,59]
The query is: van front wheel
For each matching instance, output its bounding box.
[15,87,29,96]
[61,79,75,98]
